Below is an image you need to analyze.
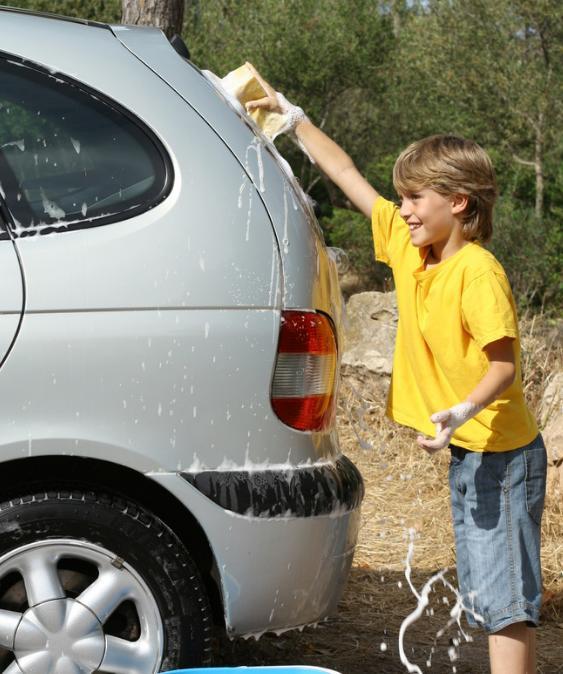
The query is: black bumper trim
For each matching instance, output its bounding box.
[180,455,364,518]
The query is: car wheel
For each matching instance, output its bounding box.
[0,489,213,673]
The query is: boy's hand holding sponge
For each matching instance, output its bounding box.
[219,62,312,160]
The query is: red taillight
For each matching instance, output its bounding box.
[271,311,337,431]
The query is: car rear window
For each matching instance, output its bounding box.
[0,54,172,237]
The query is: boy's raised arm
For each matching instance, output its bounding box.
[244,63,379,219]
[294,119,379,219]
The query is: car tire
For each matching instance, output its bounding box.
[0,488,213,673]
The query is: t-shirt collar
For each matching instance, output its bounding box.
[413,241,480,281]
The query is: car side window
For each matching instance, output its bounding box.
[0,54,172,237]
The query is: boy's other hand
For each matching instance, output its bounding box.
[417,401,482,453]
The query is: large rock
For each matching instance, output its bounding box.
[341,291,397,375]
[540,371,563,494]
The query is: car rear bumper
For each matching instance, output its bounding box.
[149,457,363,636]
[180,455,363,518]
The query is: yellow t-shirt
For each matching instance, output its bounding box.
[372,196,538,452]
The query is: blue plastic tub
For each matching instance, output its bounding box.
[165,668,341,674]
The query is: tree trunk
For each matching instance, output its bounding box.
[121,0,184,39]
[391,0,403,38]
[534,113,544,221]
[513,114,544,221]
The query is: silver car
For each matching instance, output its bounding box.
[0,7,363,674]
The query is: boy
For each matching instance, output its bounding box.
[244,63,548,674]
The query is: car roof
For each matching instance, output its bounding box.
[0,4,110,30]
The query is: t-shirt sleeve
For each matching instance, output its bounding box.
[371,196,409,268]
[461,271,519,349]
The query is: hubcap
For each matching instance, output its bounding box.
[14,599,104,674]
[0,540,164,674]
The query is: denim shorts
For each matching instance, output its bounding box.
[448,433,547,634]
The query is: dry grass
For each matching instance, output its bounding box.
[216,315,563,673]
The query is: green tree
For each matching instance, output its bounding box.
[184,0,393,200]
[391,0,563,220]
[381,0,563,309]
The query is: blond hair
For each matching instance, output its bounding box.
[392,135,498,243]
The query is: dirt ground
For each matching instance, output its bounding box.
[215,367,563,673]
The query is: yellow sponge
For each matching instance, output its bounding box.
[221,64,288,140]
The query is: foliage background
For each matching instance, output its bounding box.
[8,0,562,313]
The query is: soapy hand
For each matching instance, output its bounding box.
[244,62,308,133]
[417,401,482,453]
